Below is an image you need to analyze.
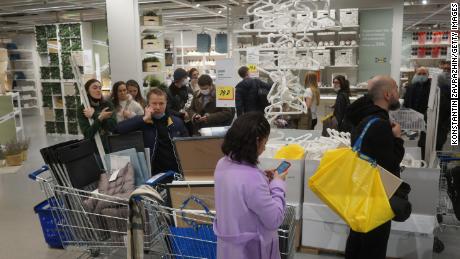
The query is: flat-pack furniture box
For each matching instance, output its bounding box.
[339,9,359,27]
[173,137,224,181]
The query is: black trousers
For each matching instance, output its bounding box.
[311,119,318,130]
[345,221,391,259]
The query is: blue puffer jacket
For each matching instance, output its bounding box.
[115,115,189,173]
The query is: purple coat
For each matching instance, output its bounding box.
[213,157,286,259]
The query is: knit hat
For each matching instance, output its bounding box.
[173,68,188,81]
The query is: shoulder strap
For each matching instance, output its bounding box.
[352,116,380,152]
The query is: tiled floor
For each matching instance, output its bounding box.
[0,113,459,259]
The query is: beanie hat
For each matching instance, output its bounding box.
[173,68,188,82]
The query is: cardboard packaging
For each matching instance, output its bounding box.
[142,39,162,50]
[143,62,161,72]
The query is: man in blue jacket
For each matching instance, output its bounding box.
[117,87,189,176]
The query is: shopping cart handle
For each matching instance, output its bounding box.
[145,171,175,186]
[28,165,49,180]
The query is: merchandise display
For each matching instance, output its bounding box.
[0,0,457,258]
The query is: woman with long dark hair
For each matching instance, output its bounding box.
[214,112,288,259]
[126,79,146,107]
[77,79,117,151]
[111,81,144,122]
[332,75,351,131]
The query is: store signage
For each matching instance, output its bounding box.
[215,59,238,107]
[247,47,259,78]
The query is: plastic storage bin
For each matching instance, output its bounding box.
[34,198,64,248]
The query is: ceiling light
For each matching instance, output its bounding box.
[422,0,427,4]
[195,4,201,7]
[218,10,222,14]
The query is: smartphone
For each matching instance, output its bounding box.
[276,161,291,174]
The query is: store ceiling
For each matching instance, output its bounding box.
[0,0,454,34]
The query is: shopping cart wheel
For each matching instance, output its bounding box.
[433,236,445,254]
[89,248,100,257]
[436,214,443,224]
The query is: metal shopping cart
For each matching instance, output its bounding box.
[434,152,460,253]
[30,166,297,258]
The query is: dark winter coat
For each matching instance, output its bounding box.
[187,89,234,134]
[403,79,431,115]
[116,114,189,174]
[345,95,405,177]
[333,89,350,131]
[77,100,117,152]
[167,83,192,119]
[235,78,271,116]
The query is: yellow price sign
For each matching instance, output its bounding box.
[216,86,235,101]
[248,64,257,73]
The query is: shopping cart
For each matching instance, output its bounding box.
[30,166,297,258]
[436,152,460,227]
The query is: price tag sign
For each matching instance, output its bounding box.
[216,86,235,101]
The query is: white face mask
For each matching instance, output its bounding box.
[200,89,210,95]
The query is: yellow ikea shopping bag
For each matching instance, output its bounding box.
[274,144,305,160]
[308,117,395,233]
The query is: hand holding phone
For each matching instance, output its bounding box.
[274,161,291,181]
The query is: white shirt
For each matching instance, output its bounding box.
[117,95,144,122]
[305,87,318,119]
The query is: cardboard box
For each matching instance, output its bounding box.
[173,137,224,181]
[339,9,359,27]
[143,16,161,26]
[166,181,215,228]
[259,143,306,209]
[142,39,162,50]
[143,61,161,72]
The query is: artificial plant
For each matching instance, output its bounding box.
[143,57,160,63]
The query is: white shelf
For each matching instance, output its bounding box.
[233,26,359,34]
[328,65,359,68]
[8,69,34,72]
[10,59,34,62]
[16,126,22,133]
[410,42,450,47]
[41,79,61,82]
[12,79,35,82]
[410,57,446,60]
[22,96,38,101]
[140,25,165,31]
[21,105,39,109]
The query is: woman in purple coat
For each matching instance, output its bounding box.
[213,112,288,259]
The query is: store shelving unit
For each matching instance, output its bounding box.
[6,47,40,111]
[0,92,24,144]
[35,23,87,136]
[409,30,450,67]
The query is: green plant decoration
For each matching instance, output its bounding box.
[63,66,74,79]
[40,67,50,79]
[68,122,79,135]
[158,82,168,92]
[41,83,52,96]
[58,24,71,38]
[61,39,71,52]
[37,39,48,53]
[143,57,160,63]
[56,122,66,134]
[71,38,82,51]
[42,96,53,108]
[45,122,56,134]
[61,53,70,67]
[49,53,59,66]
[70,23,81,37]
[144,34,157,40]
[74,83,80,96]
[35,26,46,40]
[144,11,158,16]
[55,109,64,122]
[50,67,60,79]
[51,83,61,95]
[4,140,23,156]
[149,78,161,87]
[66,109,77,122]
[65,96,77,109]
[46,25,57,39]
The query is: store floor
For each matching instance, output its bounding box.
[0,113,459,259]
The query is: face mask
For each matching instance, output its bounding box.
[200,89,210,95]
[153,113,165,120]
[411,75,428,85]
